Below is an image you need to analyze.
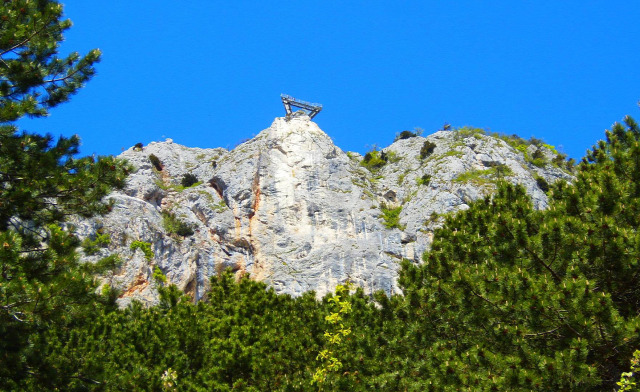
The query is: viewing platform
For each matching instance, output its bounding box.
[281,94,323,119]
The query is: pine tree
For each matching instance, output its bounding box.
[0,0,101,122]
[43,271,325,390]
[0,1,130,388]
[396,116,640,390]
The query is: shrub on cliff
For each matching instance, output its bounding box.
[420,140,436,159]
[181,173,199,188]
[149,154,163,171]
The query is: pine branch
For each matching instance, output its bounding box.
[524,327,559,338]
[0,19,51,58]
[504,223,562,282]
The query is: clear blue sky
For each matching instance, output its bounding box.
[19,1,640,159]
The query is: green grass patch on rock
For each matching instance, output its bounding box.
[454,164,513,185]
[162,211,195,237]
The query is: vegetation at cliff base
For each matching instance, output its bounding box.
[22,115,640,391]
[2,2,640,391]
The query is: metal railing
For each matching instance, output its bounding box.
[280,94,323,109]
[281,94,323,119]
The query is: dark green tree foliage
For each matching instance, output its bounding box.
[149,154,163,171]
[0,131,128,228]
[0,131,130,388]
[535,176,550,193]
[43,271,326,391]
[397,116,640,390]
[41,271,400,391]
[0,0,101,122]
[181,173,199,188]
[0,1,131,388]
[420,140,436,159]
[394,130,418,141]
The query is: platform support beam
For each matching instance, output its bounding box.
[281,94,323,119]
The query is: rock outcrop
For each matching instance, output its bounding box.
[76,115,572,306]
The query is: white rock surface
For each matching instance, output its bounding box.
[77,116,573,306]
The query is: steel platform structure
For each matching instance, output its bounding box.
[281,94,323,119]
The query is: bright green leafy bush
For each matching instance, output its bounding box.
[360,149,388,172]
[153,266,168,285]
[130,240,154,261]
[380,203,404,229]
[617,350,640,391]
[313,283,353,385]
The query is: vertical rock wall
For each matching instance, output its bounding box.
[77,115,572,305]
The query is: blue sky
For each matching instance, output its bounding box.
[19,1,640,159]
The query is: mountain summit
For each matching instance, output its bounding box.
[77,115,572,306]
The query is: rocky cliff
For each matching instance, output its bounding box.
[76,114,573,306]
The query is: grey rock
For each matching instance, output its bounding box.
[78,117,573,306]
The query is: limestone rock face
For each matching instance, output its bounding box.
[78,116,572,306]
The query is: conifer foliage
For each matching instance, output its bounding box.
[21,116,640,391]
[0,1,130,388]
[397,116,640,390]
[3,3,640,391]
[44,271,325,391]
[0,0,101,122]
